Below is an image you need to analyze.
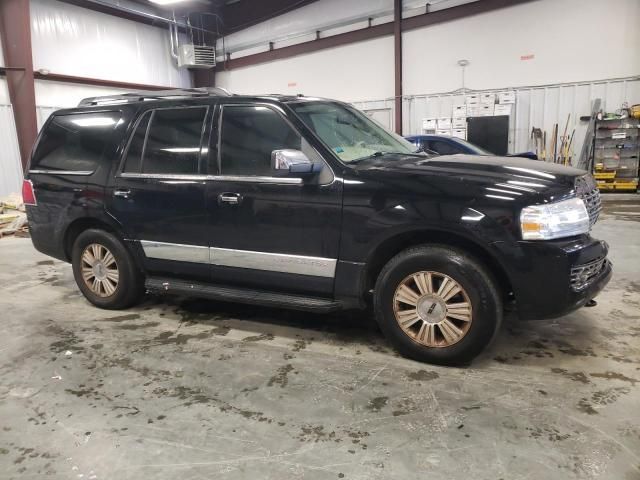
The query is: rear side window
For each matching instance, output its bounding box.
[31,112,122,172]
[123,107,208,175]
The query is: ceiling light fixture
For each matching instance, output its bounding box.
[148,0,190,5]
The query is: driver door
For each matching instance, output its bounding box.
[205,103,342,296]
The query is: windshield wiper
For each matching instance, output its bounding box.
[350,151,426,164]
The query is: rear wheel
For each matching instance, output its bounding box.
[374,245,502,365]
[71,229,144,309]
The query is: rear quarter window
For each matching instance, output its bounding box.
[31,111,122,172]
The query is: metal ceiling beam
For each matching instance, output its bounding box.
[222,22,394,70]
[56,0,181,30]
[225,0,321,33]
[33,72,173,91]
[0,0,38,171]
[220,0,536,71]
[394,0,402,135]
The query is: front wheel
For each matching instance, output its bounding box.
[373,245,502,365]
[71,229,144,309]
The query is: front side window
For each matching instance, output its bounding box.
[290,102,419,163]
[32,112,122,172]
[123,107,207,175]
[219,105,302,176]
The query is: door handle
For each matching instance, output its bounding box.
[218,192,242,205]
[114,189,132,199]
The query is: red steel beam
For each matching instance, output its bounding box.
[0,0,38,171]
[33,72,173,91]
[394,0,402,135]
[222,22,394,70]
[220,0,535,71]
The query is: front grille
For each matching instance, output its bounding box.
[570,256,607,291]
[575,175,602,227]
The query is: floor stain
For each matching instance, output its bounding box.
[242,333,275,342]
[366,396,388,412]
[407,370,439,381]
[551,368,591,384]
[115,322,160,330]
[590,371,638,385]
[268,364,294,388]
[527,425,571,442]
[101,314,142,323]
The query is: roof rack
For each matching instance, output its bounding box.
[77,87,232,107]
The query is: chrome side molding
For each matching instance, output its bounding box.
[118,173,302,184]
[140,240,336,278]
[29,170,94,176]
[210,247,336,278]
[141,240,209,264]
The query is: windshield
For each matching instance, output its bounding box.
[290,101,421,162]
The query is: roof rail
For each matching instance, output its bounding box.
[77,87,232,107]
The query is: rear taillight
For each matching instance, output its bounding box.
[22,179,37,206]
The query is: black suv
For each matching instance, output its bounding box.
[23,88,611,365]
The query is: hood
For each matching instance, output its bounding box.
[350,153,589,203]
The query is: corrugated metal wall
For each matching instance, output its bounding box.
[0,105,23,196]
[354,76,640,163]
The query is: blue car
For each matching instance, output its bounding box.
[405,134,538,160]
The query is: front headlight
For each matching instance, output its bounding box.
[520,197,590,240]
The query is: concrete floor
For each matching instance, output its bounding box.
[1,195,639,480]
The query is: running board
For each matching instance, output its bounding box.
[145,277,343,313]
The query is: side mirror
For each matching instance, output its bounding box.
[271,149,323,177]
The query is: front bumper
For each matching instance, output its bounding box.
[496,235,612,320]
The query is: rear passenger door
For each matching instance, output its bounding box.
[107,104,214,280]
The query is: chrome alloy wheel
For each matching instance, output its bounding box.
[81,243,119,297]
[393,271,473,347]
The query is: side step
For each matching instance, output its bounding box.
[145,277,343,313]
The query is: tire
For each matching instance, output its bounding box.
[373,245,502,365]
[71,228,144,309]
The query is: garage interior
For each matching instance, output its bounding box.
[1,0,639,479]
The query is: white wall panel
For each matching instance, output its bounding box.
[0,79,10,104]
[0,32,5,66]
[216,36,394,102]
[30,0,191,88]
[34,80,131,108]
[222,0,392,53]
[403,0,640,95]
[0,105,23,196]
[221,0,476,57]
[367,77,640,163]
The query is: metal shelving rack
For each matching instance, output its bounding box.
[592,117,639,191]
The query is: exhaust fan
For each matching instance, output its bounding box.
[177,44,216,69]
[169,15,216,69]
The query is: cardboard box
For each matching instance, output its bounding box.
[478,104,495,116]
[466,105,480,117]
[452,104,467,117]
[465,94,480,105]
[437,117,452,129]
[436,129,452,136]
[498,91,516,104]
[452,117,467,129]
[452,129,467,139]
[494,104,512,116]
[422,118,437,130]
[480,93,496,104]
